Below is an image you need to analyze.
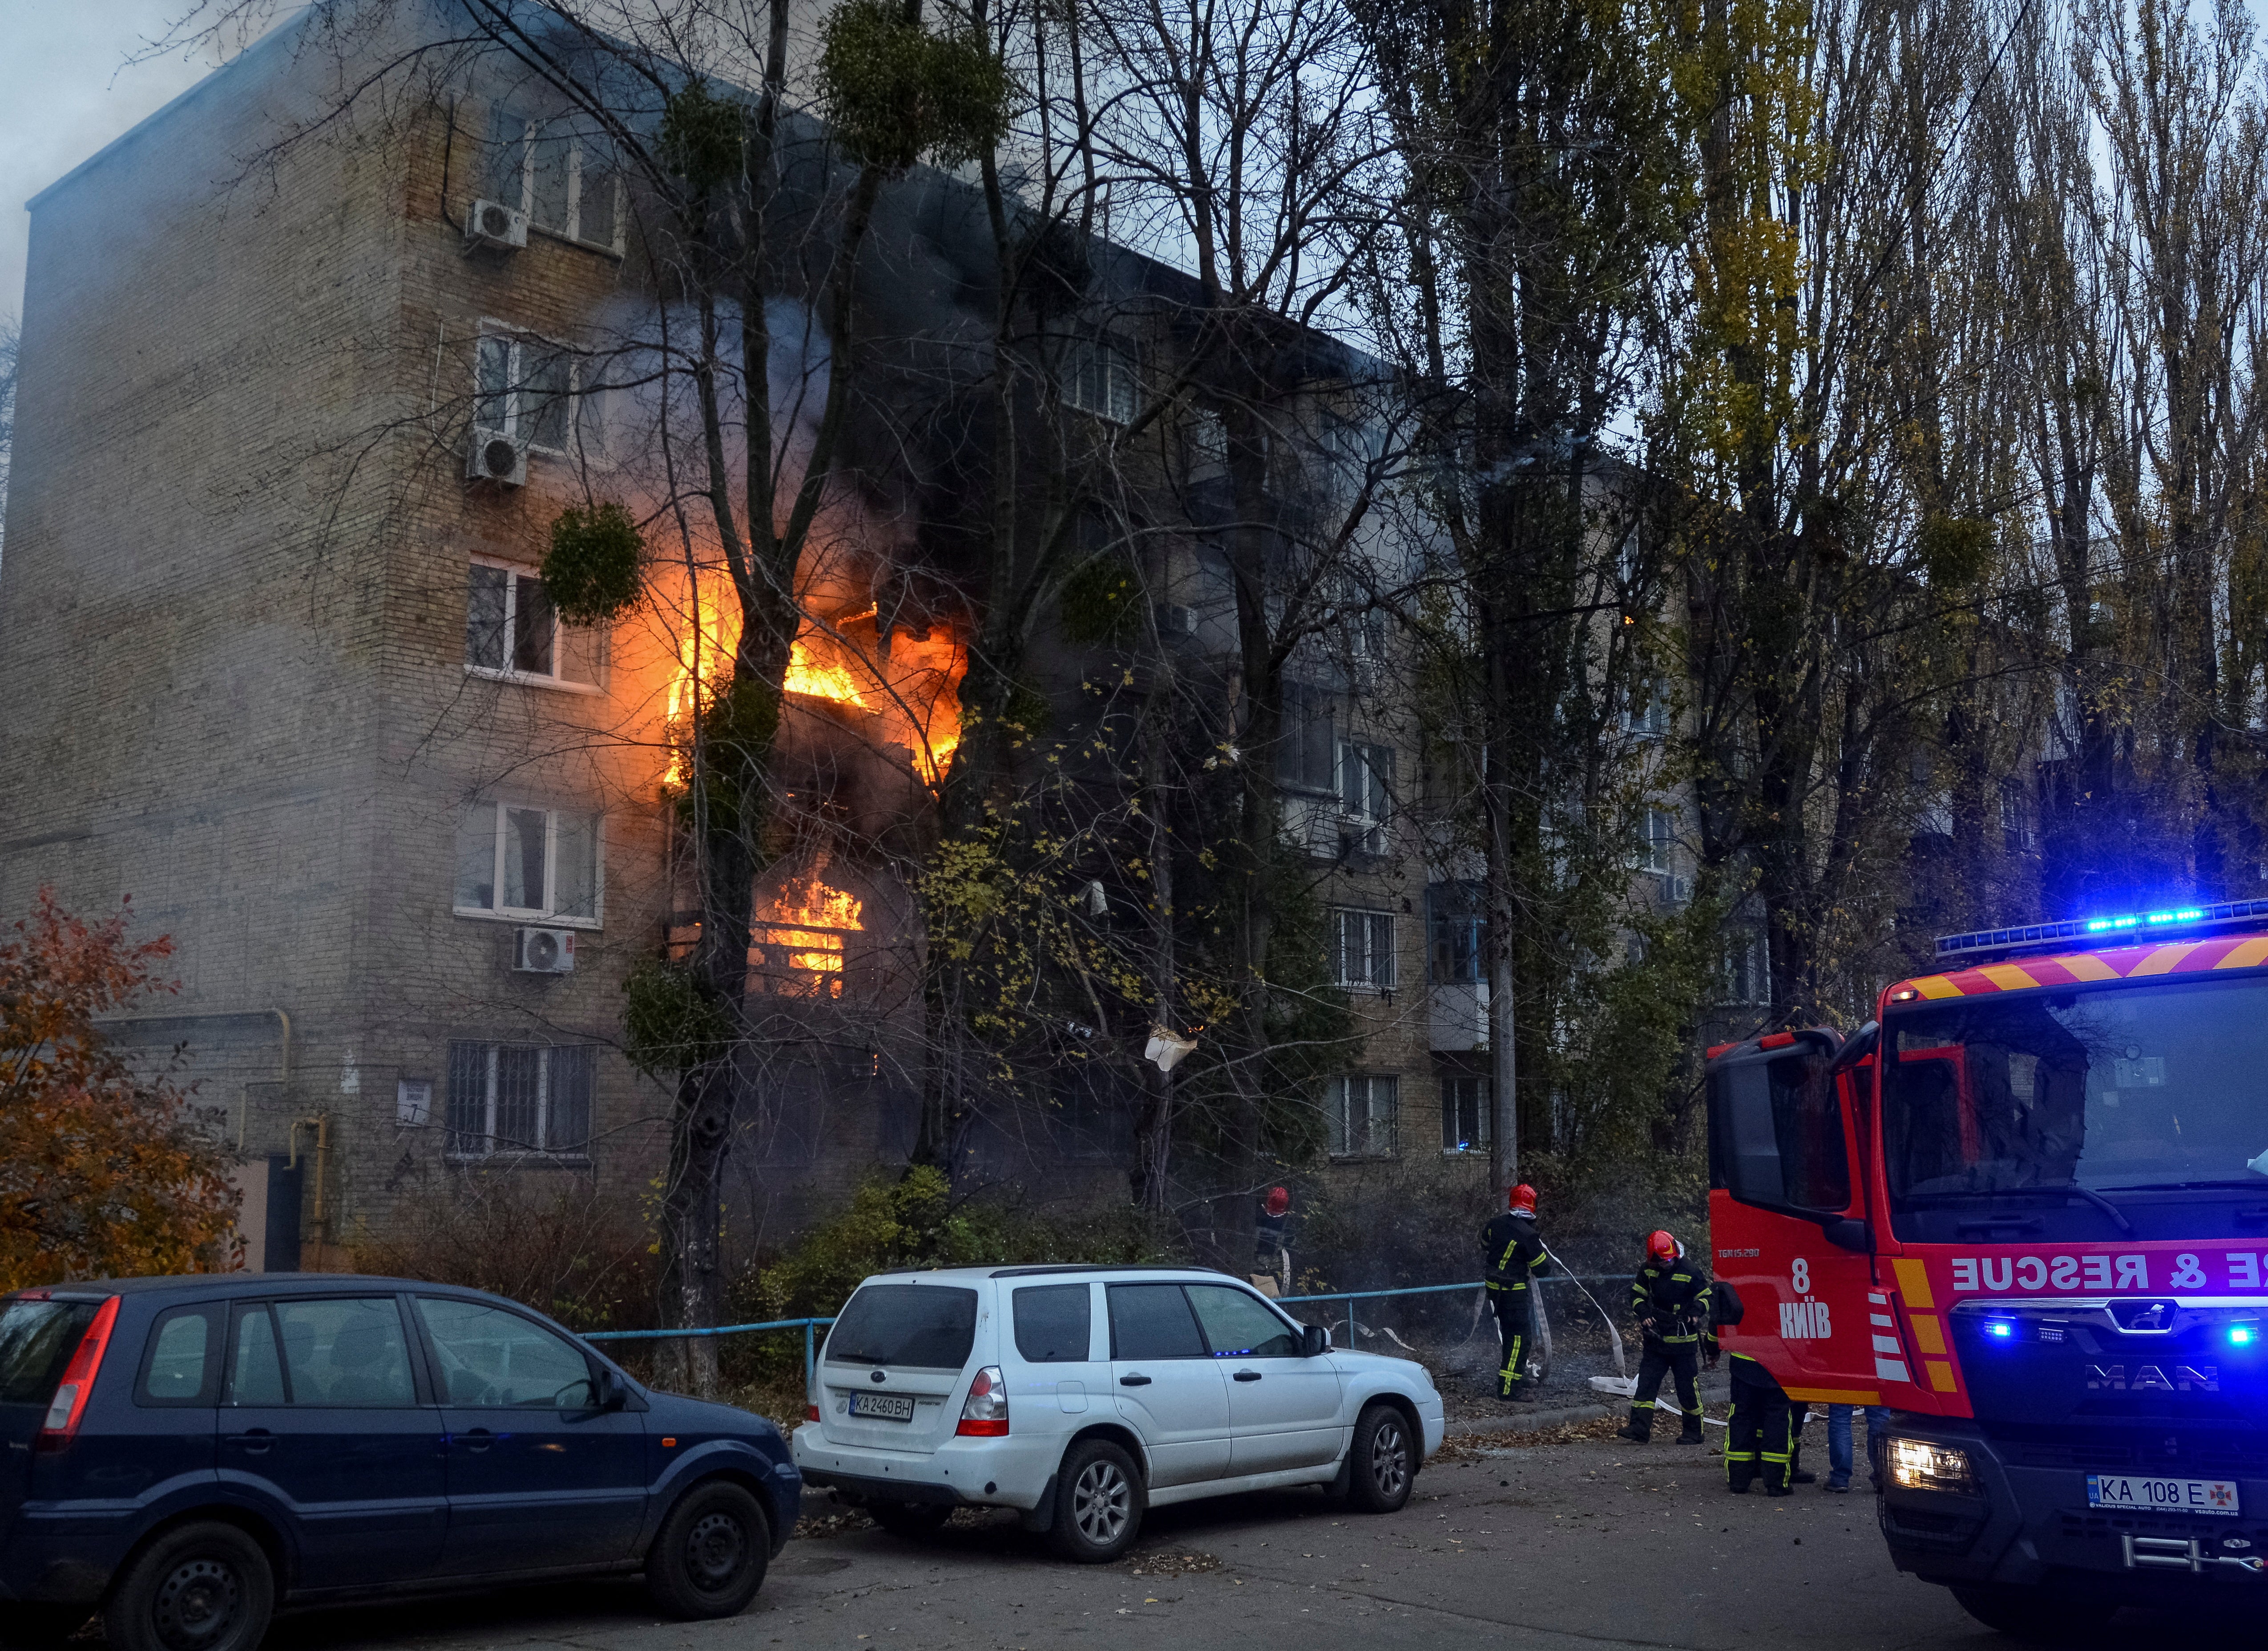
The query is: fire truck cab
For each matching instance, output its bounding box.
[1708,903,2268,1631]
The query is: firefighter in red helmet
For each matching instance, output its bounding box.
[1617,1229,1715,1445]
[1479,1184,1548,1404]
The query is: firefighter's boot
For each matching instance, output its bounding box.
[1617,1407,1653,1443]
[1678,1414,1705,1445]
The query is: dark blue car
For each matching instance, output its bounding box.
[0,1275,800,1651]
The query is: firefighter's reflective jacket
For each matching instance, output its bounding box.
[1630,1257,1717,1348]
[1480,1214,1548,1292]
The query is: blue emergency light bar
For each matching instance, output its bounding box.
[1934,898,2268,965]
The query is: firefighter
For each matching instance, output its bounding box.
[1479,1183,1548,1404]
[1724,1350,1797,1496]
[1617,1230,1715,1444]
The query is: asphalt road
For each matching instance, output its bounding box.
[206,1433,2042,1651]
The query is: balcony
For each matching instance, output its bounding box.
[1430,981,1488,1051]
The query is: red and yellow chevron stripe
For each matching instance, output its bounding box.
[1895,932,2268,1001]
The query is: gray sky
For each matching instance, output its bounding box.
[0,2,251,324]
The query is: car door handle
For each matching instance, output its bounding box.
[1233,1370,1263,1382]
[1118,1375,1152,1387]
[462,1427,495,1452]
[232,1428,273,1455]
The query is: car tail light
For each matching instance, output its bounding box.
[36,1296,120,1452]
[956,1365,1009,1437]
[807,1403,821,1422]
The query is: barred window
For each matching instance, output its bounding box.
[1334,908,1396,990]
[446,1042,595,1157]
[1328,1075,1399,1157]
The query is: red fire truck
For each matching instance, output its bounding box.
[1707,903,2268,1631]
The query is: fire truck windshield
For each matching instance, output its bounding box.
[1883,972,2268,1239]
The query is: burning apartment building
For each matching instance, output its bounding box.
[0,1,1583,1272]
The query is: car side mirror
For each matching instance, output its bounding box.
[1300,1323,1328,1358]
[595,1367,628,1410]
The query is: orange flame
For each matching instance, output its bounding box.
[752,876,864,998]
[658,573,963,788]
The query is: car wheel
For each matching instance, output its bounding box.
[0,1605,92,1650]
[867,1501,953,1538]
[646,1480,771,1621]
[1948,1585,2102,1642]
[1047,1438,1144,1562]
[103,1522,274,1651]
[1347,1403,1415,1513]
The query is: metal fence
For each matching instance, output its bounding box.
[582,1272,1633,1391]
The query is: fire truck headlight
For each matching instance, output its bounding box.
[1886,1437,1981,1496]
[2230,1321,2259,1347]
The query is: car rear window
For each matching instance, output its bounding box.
[826,1285,979,1369]
[0,1298,98,1407]
[1013,1284,1093,1363]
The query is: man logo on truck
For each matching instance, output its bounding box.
[2084,1364,2219,1392]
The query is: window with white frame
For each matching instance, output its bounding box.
[1639,807,1676,875]
[1328,1074,1399,1157]
[1340,739,1392,854]
[1723,930,1769,1004]
[1440,1072,1491,1154]
[486,107,621,250]
[1626,686,1670,738]
[1063,332,1139,422]
[1334,907,1397,991]
[465,562,606,687]
[475,331,602,455]
[1429,882,1485,983]
[454,802,602,924]
[446,1041,595,1157]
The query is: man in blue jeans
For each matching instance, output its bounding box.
[1825,1403,1888,1491]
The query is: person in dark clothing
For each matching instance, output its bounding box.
[1479,1183,1548,1403]
[1724,1351,1797,1495]
[1617,1230,1715,1444]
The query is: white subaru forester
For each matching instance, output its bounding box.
[791,1264,1447,1561]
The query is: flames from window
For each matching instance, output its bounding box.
[660,575,963,786]
[752,874,864,998]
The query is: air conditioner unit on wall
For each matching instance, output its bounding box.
[464,198,529,253]
[1156,603,1199,639]
[515,927,577,974]
[467,430,527,486]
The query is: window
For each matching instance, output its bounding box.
[1334,908,1397,991]
[1639,808,1676,875]
[465,562,606,688]
[454,802,601,923]
[475,331,582,453]
[1277,683,1337,793]
[1441,1072,1491,1154]
[1184,1284,1300,1357]
[1063,332,1139,422]
[223,1298,416,1408]
[225,1303,287,1406]
[1328,1074,1400,1157]
[1106,1283,1207,1360]
[415,1297,598,1408]
[136,1305,221,1406]
[1429,883,1485,983]
[1340,741,1393,854]
[1723,930,1768,1004]
[1185,406,1227,472]
[1012,1284,1094,1364]
[487,106,621,250]
[2000,778,2037,852]
[1627,688,1670,738]
[445,1041,596,1157]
